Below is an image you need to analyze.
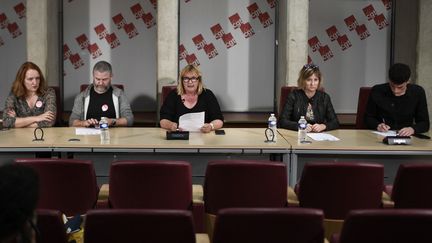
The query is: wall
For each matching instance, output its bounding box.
[62,0,157,112]
[308,0,392,114]
[0,0,27,109]
[179,0,276,112]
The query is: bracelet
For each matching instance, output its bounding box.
[210,122,215,130]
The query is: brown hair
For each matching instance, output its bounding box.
[11,62,47,98]
[297,64,322,90]
[177,64,205,95]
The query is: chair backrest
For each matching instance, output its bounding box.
[355,87,372,129]
[80,84,124,92]
[109,160,192,209]
[15,158,98,216]
[298,162,383,219]
[336,209,432,243]
[48,86,63,126]
[162,85,177,103]
[204,160,287,215]
[36,209,68,243]
[391,163,432,208]
[213,208,324,243]
[84,209,196,243]
[279,86,297,116]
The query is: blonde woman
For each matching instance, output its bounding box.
[279,64,339,132]
[160,65,224,133]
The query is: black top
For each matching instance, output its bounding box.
[86,87,116,120]
[279,89,339,131]
[365,83,430,133]
[160,89,224,123]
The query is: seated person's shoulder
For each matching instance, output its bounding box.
[408,83,425,92]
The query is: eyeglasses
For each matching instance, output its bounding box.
[303,63,319,70]
[182,76,199,82]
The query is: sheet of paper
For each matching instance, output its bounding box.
[179,112,205,132]
[75,128,101,135]
[307,133,340,141]
[372,130,397,137]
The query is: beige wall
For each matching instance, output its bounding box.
[277,0,308,112]
[26,0,59,86]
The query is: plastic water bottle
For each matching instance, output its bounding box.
[268,113,277,141]
[99,117,110,144]
[298,116,307,143]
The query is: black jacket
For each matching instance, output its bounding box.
[279,89,339,131]
[365,83,430,133]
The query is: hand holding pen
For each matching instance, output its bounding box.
[377,118,390,132]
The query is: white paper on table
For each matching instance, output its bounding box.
[179,112,205,132]
[372,130,397,137]
[307,133,340,141]
[75,128,101,135]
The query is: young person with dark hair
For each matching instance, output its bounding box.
[365,63,430,136]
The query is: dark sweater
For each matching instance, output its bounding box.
[160,89,224,123]
[365,83,430,133]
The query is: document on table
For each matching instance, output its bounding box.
[372,130,397,137]
[307,133,340,141]
[179,112,205,132]
[75,128,101,135]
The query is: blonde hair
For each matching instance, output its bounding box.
[177,64,205,95]
[297,64,322,90]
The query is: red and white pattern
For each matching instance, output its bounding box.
[130,3,156,29]
[14,2,26,19]
[0,13,9,29]
[7,22,22,38]
[94,23,120,49]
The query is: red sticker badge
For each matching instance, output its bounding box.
[101,104,109,112]
[35,100,43,108]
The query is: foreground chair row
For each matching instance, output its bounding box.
[36,208,432,243]
[16,159,432,237]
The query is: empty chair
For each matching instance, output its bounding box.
[15,158,98,216]
[107,160,204,232]
[355,87,372,129]
[36,209,68,243]
[298,162,384,219]
[296,162,383,239]
[162,85,177,103]
[80,83,124,92]
[109,160,192,209]
[279,86,297,116]
[204,160,288,215]
[386,163,432,208]
[213,208,324,243]
[331,209,432,243]
[84,209,200,243]
[204,160,287,237]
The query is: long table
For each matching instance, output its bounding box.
[0,127,290,184]
[1,127,431,186]
[278,129,432,185]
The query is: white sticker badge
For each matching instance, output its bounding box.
[101,104,109,112]
[35,100,43,108]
